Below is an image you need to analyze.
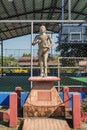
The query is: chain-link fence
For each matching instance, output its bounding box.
[0,22,87,91]
[58,57,87,87]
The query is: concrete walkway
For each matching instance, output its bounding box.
[22,117,70,130]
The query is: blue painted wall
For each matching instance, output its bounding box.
[0,92,87,108]
[0,92,10,106]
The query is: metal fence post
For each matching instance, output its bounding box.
[58,57,60,91]
[1,40,3,76]
[30,21,33,89]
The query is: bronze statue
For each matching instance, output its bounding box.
[32,25,54,77]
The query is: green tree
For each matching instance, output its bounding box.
[23,53,31,56]
[56,43,87,57]
[0,56,18,73]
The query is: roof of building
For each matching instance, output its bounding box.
[0,0,87,41]
[79,60,87,66]
[18,56,58,66]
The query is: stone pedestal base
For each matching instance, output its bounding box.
[23,76,65,117]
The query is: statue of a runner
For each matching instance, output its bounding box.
[32,25,54,77]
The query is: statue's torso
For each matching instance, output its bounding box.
[38,34,49,49]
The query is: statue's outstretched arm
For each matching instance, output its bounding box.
[32,36,39,46]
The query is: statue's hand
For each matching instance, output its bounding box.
[32,42,36,46]
[38,39,41,44]
[43,46,49,49]
[32,39,41,45]
[47,46,50,50]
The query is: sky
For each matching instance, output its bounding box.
[1,33,58,59]
[4,34,31,49]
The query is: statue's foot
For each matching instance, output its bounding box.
[40,73,44,77]
[43,73,47,77]
[40,73,47,77]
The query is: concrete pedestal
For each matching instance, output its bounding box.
[23,76,65,117]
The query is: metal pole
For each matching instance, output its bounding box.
[0,20,86,23]
[68,0,71,20]
[1,41,3,76]
[58,57,60,92]
[62,0,64,21]
[30,22,33,88]
[68,0,71,42]
[57,0,64,91]
[51,33,53,55]
[81,25,83,42]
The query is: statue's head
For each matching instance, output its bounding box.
[40,25,46,33]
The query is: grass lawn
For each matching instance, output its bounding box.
[70,77,87,83]
[60,76,87,86]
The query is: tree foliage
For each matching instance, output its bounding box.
[56,43,87,57]
[0,56,18,73]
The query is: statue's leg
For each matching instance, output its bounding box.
[39,61,44,77]
[39,52,44,77]
[43,52,48,77]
